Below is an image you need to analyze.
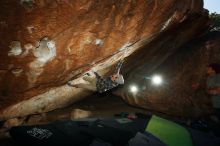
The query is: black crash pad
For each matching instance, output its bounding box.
[10,118,149,146]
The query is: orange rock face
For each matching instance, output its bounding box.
[0,0,210,120]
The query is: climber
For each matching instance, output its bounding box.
[67,60,124,93]
[206,63,220,123]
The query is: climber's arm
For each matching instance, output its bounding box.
[115,60,124,74]
[94,72,101,79]
[67,82,96,91]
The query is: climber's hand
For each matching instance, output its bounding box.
[67,82,79,88]
[85,72,91,76]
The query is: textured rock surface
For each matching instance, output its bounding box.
[0,0,210,120]
[114,31,220,118]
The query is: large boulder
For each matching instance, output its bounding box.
[115,31,220,118]
[0,0,208,120]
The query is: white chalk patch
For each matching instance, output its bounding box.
[29,59,44,69]
[26,26,34,34]
[94,39,104,46]
[47,41,55,50]
[119,42,132,51]
[24,43,34,50]
[8,41,23,56]
[84,37,93,44]
[27,37,56,86]
[21,43,34,57]
[161,17,172,31]
[12,68,23,77]
[79,34,93,51]
[26,64,44,87]
[33,37,56,63]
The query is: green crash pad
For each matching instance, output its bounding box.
[146,115,193,146]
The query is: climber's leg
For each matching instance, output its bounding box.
[75,83,96,91]
[83,76,94,83]
[67,73,97,91]
[83,76,97,86]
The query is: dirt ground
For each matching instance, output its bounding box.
[0,94,155,145]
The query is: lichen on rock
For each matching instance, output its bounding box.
[8,41,23,56]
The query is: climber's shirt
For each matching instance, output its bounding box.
[94,72,119,93]
[207,74,220,109]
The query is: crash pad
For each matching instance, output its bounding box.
[146,115,193,146]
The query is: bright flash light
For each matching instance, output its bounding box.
[130,85,138,93]
[151,75,163,85]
